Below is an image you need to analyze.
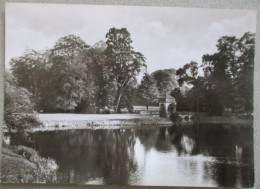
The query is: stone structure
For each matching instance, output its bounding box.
[158,93,176,118]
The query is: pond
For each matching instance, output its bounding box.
[28,123,254,187]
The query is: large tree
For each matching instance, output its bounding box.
[51,35,90,62]
[202,32,255,113]
[202,36,237,112]
[151,69,178,96]
[49,56,87,111]
[176,61,204,112]
[4,71,41,133]
[9,35,91,112]
[48,35,90,112]
[75,41,109,113]
[10,49,51,108]
[236,32,255,112]
[105,28,146,113]
[137,73,159,110]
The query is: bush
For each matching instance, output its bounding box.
[4,72,42,133]
[159,104,167,118]
[13,145,38,160]
[13,145,58,183]
[169,113,183,122]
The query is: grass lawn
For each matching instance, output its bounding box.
[34,113,172,131]
[38,113,155,121]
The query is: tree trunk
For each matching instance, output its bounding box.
[146,104,149,114]
[115,91,123,113]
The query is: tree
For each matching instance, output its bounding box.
[176,61,204,112]
[236,32,255,112]
[9,35,91,112]
[137,73,159,110]
[48,56,85,111]
[10,49,51,109]
[202,32,255,113]
[105,28,146,113]
[48,35,90,112]
[51,35,90,62]
[203,36,238,113]
[170,88,187,111]
[4,71,41,134]
[119,79,138,112]
[75,41,108,113]
[150,69,178,96]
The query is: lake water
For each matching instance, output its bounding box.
[28,123,254,187]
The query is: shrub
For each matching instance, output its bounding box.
[13,145,38,160]
[159,104,167,118]
[4,72,42,133]
[169,113,183,122]
[13,145,58,183]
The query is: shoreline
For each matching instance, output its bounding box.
[28,113,253,132]
[31,114,173,132]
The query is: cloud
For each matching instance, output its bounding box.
[5,3,257,73]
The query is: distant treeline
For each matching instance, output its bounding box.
[7,28,255,115]
[175,32,255,114]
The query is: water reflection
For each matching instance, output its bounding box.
[26,123,254,187]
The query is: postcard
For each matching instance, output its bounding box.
[2,3,256,188]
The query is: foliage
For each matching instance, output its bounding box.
[137,73,159,110]
[48,35,91,111]
[176,61,205,112]
[77,41,109,112]
[12,145,58,183]
[151,69,178,96]
[170,88,189,111]
[9,31,146,113]
[236,32,255,112]
[51,34,89,61]
[105,27,146,112]
[7,31,254,115]
[49,55,87,111]
[169,112,183,122]
[172,32,255,114]
[159,104,167,118]
[202,32,255,114]
[119,79,138,112]
[10,49,51,107]
[4,72,41,133]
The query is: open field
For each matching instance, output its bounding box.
[38,113,154,121]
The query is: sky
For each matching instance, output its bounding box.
[5,3,257,74]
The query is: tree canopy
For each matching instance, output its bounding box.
[105,28,146,112]
[137,73,159,110]
[4,71,41,133]
[202,32,255,114]
[7,30,255,115]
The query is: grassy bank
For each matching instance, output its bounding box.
[1,145,58,183]
[29,113,253,132]
[191,115,253,125]
[31,114,173,131]
[183,111,253,125]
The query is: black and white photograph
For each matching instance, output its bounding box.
[1,2,257,188]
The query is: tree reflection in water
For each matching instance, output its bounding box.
[29,123,254,187]
[31,129,138,185]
